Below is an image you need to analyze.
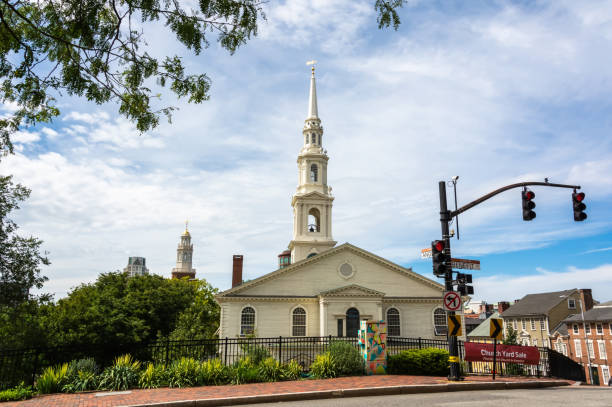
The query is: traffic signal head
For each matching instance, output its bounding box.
[431,240,449,277]
[572,192,587,221]
[456,273,474,295]
[522,189,536,221]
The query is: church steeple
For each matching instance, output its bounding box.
[288,63,336,263]
[171,222,196,279]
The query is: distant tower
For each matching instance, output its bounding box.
[288,63,336,263]
[171,222,196,279]
[123,257,149,277]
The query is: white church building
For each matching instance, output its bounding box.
[216,67,457,339]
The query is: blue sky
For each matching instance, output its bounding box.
[1,0,611,303]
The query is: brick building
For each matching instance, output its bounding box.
[500,289,593,348]
[565,301,612,385]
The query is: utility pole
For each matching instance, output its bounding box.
[438,181,461,381]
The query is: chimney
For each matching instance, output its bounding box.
[232,255,243,288]
[497,301,510,314]
[579,288,594,311]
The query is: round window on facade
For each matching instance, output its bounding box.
[337,262,355,279]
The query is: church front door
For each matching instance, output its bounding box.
[346,308,360,337]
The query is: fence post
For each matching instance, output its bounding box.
[278,336,282,362]
[31,348,39,386]
[224,337,228,366]
[329,334,332,349]
[418,337,422,349]
[165,339,170,366]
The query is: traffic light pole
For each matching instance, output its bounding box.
[436,179,583,382]
[438,181,461,381]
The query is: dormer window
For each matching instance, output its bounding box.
[568,299,576,309]
[310,164,318,182]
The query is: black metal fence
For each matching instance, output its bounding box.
[0,336,583,389]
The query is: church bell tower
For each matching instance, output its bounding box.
[171,222,196,279]
[288,64,336,262]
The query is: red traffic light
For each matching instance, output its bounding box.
[525,190,535,200]
[575,192,585,202]
[434,241,445,252]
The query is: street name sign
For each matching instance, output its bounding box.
[420,248,480,270]
[443,291,462,311]
[447,315,462,337]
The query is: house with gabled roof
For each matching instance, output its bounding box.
[215,67,460,340]
[500,288,593,348]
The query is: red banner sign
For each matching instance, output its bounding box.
[464,342,540,365]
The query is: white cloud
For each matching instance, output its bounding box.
[11,131,40,144]
[475,264,612,303]
[41,127,60,139]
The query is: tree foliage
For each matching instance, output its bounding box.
[503,325,519,345]
[44,272,216,347]
[0,0,408,155]
[0,0,265,155]
[0,175,51,349]
[169,278,220,341]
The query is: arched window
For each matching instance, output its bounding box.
[292,307,306,336]
[241,307,255,336]
[307,252,317,258]
[346,308,360,337]
[387,308,400,336]
[312,133,317,144]
[433,308,447,336]
[308,208,320,232]
[310,164,318,182]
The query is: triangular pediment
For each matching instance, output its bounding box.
[319,284,385,297]
[217,243,444,300]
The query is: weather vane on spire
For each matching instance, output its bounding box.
[306,60,317,75]
[185,219,189,232]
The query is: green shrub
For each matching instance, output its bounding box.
[62,358,100,392]
[0,383,34,401]
[328,340,364,376]
[243,345,271,365]
[387,348,449,376]
[309,353,337,379]
[199,359,228,385]
[282,359,302,381]
[167,357,200,388]
[36,363,69,394]
[139,363,168,389]
[229,357,260,384]
[258,357,283,382]
[67,358,99,376]
[98,354,141,391]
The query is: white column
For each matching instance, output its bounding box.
[319,299,328,335]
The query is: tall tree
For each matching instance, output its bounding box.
[0,175,51,349]
[0,0,407,154]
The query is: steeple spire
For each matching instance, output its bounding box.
[307,62,318,119]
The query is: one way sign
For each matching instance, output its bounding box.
[490,318,503,340]
[447,315,462,337]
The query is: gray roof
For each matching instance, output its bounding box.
[467,311,500,338]
[565,307,612,323]
[500,289,576,317]
[550,321,569,337]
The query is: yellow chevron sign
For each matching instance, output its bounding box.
[448,314,462,337]
[490,318,503,340]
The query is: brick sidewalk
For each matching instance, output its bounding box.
[3,375,571,407]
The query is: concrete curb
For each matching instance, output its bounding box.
[120,380,570,407]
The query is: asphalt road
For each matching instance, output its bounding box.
[241,386,612,407]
